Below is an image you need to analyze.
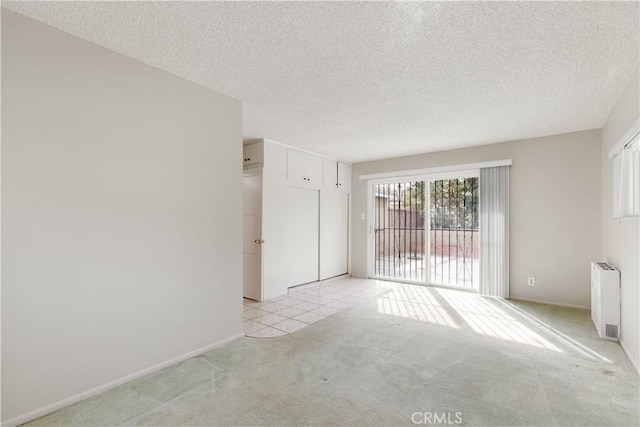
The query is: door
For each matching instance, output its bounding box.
[337,161,351,192]
[372,181,426,282]
[243,172,263,300]
[320,191,348,280]
[286,187,320,287]
[323,159,338,190]
[287,149,323,189]
[429,176,479,289]
[370,176,480,289]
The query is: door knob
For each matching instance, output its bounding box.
[254,239,264,244]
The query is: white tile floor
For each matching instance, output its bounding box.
[243,277,394,338]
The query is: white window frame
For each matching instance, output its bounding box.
[610,118,640,218]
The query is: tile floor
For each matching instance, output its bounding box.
[243,277,394,338]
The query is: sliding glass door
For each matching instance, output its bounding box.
[371,174,479,290]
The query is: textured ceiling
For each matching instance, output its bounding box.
[3,1,639,162]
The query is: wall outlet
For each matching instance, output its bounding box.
[527,277,535,286]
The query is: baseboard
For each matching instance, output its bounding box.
[288,273,351,294]
[1,333,244,427]
[619,339,640,375]
[509,296,590,310]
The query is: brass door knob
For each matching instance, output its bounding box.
[254,239,264,244]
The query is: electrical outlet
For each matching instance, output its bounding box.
[527,277,535,286]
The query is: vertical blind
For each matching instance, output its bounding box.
[479,166,510,298]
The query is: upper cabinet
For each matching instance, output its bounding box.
[287,149,323,189]
[323,159,351,193]
[243,142,263,168]
[337,161,351,192]
[323,159,337,191]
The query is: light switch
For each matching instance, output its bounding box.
[360,213,366,220]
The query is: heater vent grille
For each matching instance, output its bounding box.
[605,324,619,339]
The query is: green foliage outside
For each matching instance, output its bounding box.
[430,178,478,230]
[397,179,478,230]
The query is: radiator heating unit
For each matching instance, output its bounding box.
[591,262,620,341]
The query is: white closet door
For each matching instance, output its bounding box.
[320,191,349,280]
[286,187,319,287]
[243,173,263,301]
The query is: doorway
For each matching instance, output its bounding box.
[243,170,263,301]
[370,174,479,290]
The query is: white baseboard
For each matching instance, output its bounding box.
[620,339,640,375]
[509,296,590,310]
[2,333,244,427]
[288,273,351,294]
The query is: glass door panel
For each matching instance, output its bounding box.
[429,177,479,289]
[373,181,426,282]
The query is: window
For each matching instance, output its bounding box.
[612,126,640,218]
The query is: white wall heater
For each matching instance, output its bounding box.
[591,262,620,341]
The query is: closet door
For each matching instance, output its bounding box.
[243,172,263,301]
[286,187,319,287]
[320,191,349,280]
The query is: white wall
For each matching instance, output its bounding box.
[601,65,640,371]
[261,141,290,300]
[351,130,602,308]
[1,10,243,424]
